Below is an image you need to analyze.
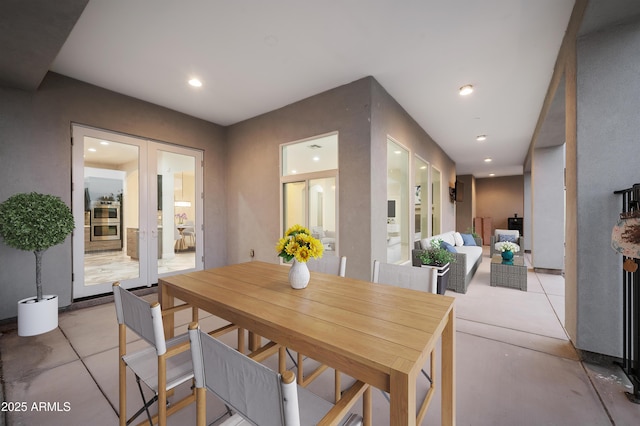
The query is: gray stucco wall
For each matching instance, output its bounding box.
[0,73,457,320]
[524,173,532,251]
[532,145,565,270]
[0,72,226,319]
[455,175,475,234]
[575,18,640,356]
[225,77,373,280]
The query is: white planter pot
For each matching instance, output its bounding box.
[421,263,450,295]
[17,295,58,336]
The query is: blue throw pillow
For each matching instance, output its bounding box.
[460,233,476,246]
[440,241,457,253]
[498,234,517,243]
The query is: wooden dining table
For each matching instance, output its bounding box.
[159,261,456,425]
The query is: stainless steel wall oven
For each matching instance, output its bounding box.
[91,202,121,241]
[92,202,120,221]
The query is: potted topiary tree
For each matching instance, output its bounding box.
[0,192,75,336]
[418,238,456,295]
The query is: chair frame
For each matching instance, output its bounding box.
[114,282,196,426]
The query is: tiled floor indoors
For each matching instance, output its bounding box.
[2,248,640,425]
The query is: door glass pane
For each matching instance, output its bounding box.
[157,151,196,273]
[414,157,429,241]
[309,177,336,255]
[283,181,306,232]
[83,137,140,286]
[387,139,409,264]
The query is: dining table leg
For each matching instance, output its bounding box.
[363,387,372,426]
[441,307,456,426]
[390,359,416,425]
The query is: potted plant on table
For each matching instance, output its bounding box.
[276,225,324,289]
[0,192,75,336]
[500,241,519,265]
[418,238,456,295]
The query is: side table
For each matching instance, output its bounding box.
[490,255,527,291]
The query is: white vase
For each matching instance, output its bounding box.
[289,259,310,289]
[17,295,58,336]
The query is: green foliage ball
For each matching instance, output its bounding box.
[0,192,75,253]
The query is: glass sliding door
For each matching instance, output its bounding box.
[414,156,429,241]
[309,177,337,253]
[72,127,147,297]
[155,147,202,278]
[387,138,409,264]
[282,177,337,255]
[432,166,442,235]
[283,181,306,232]
[72,125,203,298]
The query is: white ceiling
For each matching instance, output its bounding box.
[50,0,577,178]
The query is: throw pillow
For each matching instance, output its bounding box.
[498,234,517,243]
[440,241,457,253]
[461,233,476,246]
[453,232,464,246]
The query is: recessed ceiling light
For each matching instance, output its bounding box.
[88,148,97,152]
[484,158,492,163]
[312,156,320,162]
[188,78,202,87]
[291,170,297,174]
[489,173,496,177]
[476,135,487,141]
[100,141,109,146]
[459,84,474,96]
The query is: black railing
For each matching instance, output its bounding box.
[613,183,640,403]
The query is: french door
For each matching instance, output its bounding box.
[71,125,203,298]
[282,174,338,256]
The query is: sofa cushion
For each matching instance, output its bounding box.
[441,241,457,253]
[440,232,456,246]
[453,232,464,247]
[460,233,476,246]
[456,245,483,274]
[420,231,456,249]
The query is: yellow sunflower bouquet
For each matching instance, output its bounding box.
[276,224,324,263]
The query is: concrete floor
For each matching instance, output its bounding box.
[2,249,640,425]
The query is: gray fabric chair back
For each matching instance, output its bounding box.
[372,260,437,293]
[306,255,347,277]
[189,325,291,426]
[113,283,167,354]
